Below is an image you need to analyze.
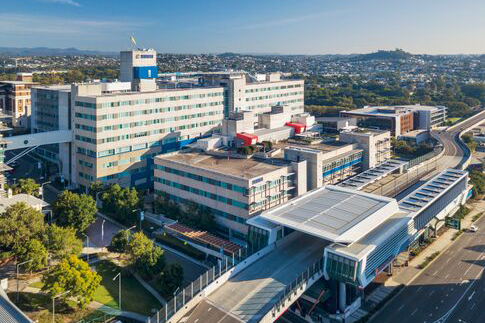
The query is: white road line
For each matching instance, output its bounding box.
[471,303,476,310]
[468,291,475,301]
[445,274,450,279]
[411,309,418,316]
[433,270,439,276]
[398,304,405,311]
[417,286,423,292]
[429,290,435,296]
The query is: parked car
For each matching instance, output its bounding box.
[470,225,479,232]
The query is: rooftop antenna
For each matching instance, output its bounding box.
[130,35,138,50]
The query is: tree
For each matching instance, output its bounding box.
[109,229,131,253]
[89,181,105,199]
[42,255,101,309]
[159,263,184,297]
[127,232,165,278]
[100,184,141,225]
[53,191,97,232]
[0,202,45,252]
[46,224,83,260]
[12,178,40,196]
[18,239,48,272]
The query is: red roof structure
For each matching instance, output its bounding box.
[285,122,306,134]
[236,132,258,146]
[165,222,243,254]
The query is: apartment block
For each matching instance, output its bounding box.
[154,151,307,242]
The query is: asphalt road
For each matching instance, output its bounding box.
[369,210,485,323]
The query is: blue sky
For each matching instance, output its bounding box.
[2,0,485,54]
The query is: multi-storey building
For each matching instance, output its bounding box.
[72,83,225,191]
[30,85,71,178]
[0,79,37,128]
[341,104,447,137]
[154,150,307,242]
[201,72,304,121]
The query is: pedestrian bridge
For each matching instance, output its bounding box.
[5,130,73,151]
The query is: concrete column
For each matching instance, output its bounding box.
[339,282,346,312]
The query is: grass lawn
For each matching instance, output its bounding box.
[93,260,162,316]
[448,117,461,124]
[29,281,44,289]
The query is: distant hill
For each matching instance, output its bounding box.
[351,49,414,61]
[0,47,117,57]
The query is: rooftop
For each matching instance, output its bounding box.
[339,159,407,190]
[155,152,289,180]
[260,185,399,243]
[343,105,445,117]
[399,168,467,213]
[0,194,48,213]
[274,139,350,154]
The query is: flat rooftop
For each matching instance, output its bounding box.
[260,185,399,243]
[274,139,350,154]
[399,168,467,213]
[155,152,289,180]
[339,159,407,190]
[343,105,444,117]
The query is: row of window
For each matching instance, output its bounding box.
[245,91,303,102]
[102,152,157,169]
[245,98,303,111]
[99,166,148,181]
[155,178,249,210]
[155,164,246,193]
[79,159,94,168]
[75,92,223,109]
[244,83,303,93]
[97,107,223,122]
[155,190,247,225]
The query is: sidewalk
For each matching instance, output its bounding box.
[353,199,485,322]
[88,301,148,322]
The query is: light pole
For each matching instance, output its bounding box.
[81,233,89,263]
[113,272,121,311]
[16,259,33,302]
[132,209,144,231]
[127,225,136,232]
[101,219,105,243]
[52,289,70,323]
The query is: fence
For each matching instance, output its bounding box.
[77,313,114,323]
[404,145,443,170]
[270,257,325,318]
[147,247,255,323]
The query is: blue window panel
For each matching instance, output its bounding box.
[133,66,158,79]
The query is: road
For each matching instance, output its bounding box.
[369,206,485,323]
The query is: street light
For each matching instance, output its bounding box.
[101,219,106,243]
[132,209,144,231]
[16,259,33,302]
[459,320,470,323]
[52,289,70,323]
[127,225,136,231]
[81,233,89,263]
[113,272,121,311]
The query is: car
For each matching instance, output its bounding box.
[470,225,479,232]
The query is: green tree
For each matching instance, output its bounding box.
[12,178,40,196]
[41,255,101,309]
[53,191,97,232]
[18,239,48,272]
[89,181,105,199]
[109,229,131,253]
[46,224,83,260]
[100,184,141,225]
[127,232,165,278]
[0,202,45,252]
[159,263,184,297]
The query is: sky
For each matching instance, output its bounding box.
[2,0,485,55]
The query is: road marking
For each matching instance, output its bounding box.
[463,265,473,276]
[398,304,405,311]
[207,307,212,312]
[429,290,435,296]
[411,309,418,316]
[468,291,475,301]
[445,274,450,279]
[471,303,476,309]
[417,286,423,292]
[194,319,199,323]
[433,270,439,276]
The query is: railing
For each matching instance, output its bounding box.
[147,247,256,323]
[404,145,444,170]
[270,257,325,318]
[77,313,115,323]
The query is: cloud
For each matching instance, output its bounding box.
[0,13,148,35]
[36,0,81,6]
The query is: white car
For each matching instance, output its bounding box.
[470,225,479,232]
